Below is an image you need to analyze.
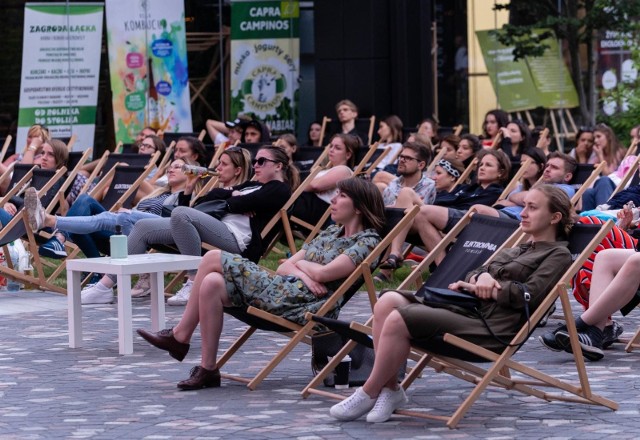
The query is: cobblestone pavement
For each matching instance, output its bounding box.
[1,290,640,439]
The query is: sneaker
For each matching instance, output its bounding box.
[131,273,151,298]
[329,387,377,421]
[555,325,604,361]
[603,321,624,349]
[538,324,567,352]
[168,279,193,306]
[366,387,408,423]
[24,187,45,231]
[39,236,67,259]
[81,282,114,305]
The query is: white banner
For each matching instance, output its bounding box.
[18,3,104,152]
[106,0,193,144]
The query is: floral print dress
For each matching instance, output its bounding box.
[220,224,381,325]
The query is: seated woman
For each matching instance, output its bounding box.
[568,128,597,164]
[136,177,385,390]
[38,135,209,259]
[455,134,481,169]
[289,133,358,230]
[80,146,296,306]
[432,158,466,198]
[498,119,531,164]
[434,134,459,161]
[303,121,323,147]
[330,184,573,423]
[479,109,509,148]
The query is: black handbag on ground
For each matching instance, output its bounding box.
[311,330,404,387]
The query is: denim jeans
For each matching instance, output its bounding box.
[581,177,616,211]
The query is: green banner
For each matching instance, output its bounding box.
[19,106,97,125]
[476,29,579,111]
[230,1,299,134]
[231,1,299,40]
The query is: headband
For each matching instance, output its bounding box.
[438,159,461,178]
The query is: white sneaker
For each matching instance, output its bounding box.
[167,279,193,306]
[366,387,408,423]
[81,282,114,305]
[329,387,377,421]
[24,187,45,231]
[131,273,151,298]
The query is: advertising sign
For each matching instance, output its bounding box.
[106,0,192,144]
[17,3,104,151]
[230,1,299,134]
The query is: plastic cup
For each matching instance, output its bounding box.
[334,355,351,389]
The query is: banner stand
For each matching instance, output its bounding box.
[546,109,577,151]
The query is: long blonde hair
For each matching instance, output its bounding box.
[139,158,201,202]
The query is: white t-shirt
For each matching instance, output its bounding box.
[222,185,261,251]
[315,167,354,204]
[376,142,403,170]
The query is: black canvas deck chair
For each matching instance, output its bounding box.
[304,219,617,428]
[89,164,156,212]
[0,167,67,293]
[320,116,376,145]
[301,210,521,395]
[293,146,329,180]
[214,206,419,390]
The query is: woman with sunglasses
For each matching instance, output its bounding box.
[289,133,359,230]
[77,146,297,305]
[136,178,385,391]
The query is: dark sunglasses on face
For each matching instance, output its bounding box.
[252,157,278,167]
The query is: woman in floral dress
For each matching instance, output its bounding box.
[137,177,386,390]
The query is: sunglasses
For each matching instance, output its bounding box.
[252,157,278,167]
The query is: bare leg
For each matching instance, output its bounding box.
[415,205,450,265]
[173,250,229,349]
[581,249,640,329]
[362,292,412,397]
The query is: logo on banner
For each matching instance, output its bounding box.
[241,65,286,114]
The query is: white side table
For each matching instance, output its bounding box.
[66,253,202,355]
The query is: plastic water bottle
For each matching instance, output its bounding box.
[6,242,20,291]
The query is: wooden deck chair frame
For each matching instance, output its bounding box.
[455,157,478,187]
[0,165,37,207]
[66,134,77,151]
[0,135,12,163]
[88,160,158,213]
[425,147,448,174]
[301,209,523,398]
[493,158,532,204]
[215,205,420,390]
[623,137,638,159]
[610,153,640,198]
[570,161,606,206]
[0,168,68,293]
[303,219,617,428]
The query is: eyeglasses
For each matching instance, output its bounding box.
[398,154,420,163]
[139,143,156,151]
[252,157,278,167]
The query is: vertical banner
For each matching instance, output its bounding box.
[18,3,104,151]
[598,30,635,116]
[230,1,299,134]
[106,0,192,144]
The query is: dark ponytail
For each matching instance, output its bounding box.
[260,145,300,190]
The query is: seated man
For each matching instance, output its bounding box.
[380,142,436,208]
[472,151,577,221]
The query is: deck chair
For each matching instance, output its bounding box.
[425,148,447,174]
[494,158,532,204]
[353,143,389,176]
[304,220,617,428]
[0,167,67,293]
[320,116,375,145]
[161,130,206,146]
[294,146,329,180]
[454,157,478,186]
[215,206,420,390]
[610,153,640,197]
[302,211,522,395]
[0,164,37,204]
[570,162,606,205]
[89,164,157,212]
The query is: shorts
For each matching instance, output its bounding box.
[443,208,467,233]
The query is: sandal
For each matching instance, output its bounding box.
[373,271,392,284]
[379,254,403,270]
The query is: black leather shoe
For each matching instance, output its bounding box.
[136,328,190,361]
[177,366,221,390]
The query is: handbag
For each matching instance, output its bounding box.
[415,285,481,313]
[161,199,229,219]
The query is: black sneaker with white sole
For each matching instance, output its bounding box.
[602,321,624,349]
[554,325,604,361]
[538,324,567,352]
